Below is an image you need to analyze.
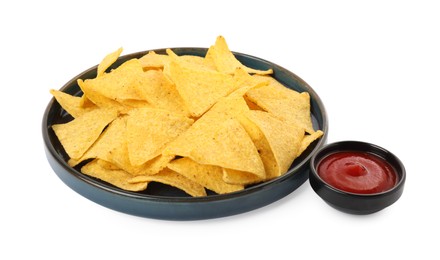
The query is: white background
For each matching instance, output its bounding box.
[1,0,438,259]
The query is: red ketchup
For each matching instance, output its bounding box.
[317,151,397,194]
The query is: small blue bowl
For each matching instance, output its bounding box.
[309,141,405,215]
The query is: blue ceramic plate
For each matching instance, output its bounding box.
[42,48,328,220]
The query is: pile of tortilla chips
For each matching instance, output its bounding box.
[50,36,324,197]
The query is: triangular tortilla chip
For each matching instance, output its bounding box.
[166,51,236,117]
[97,47,123,77]
[163,95,251,157]
[128,168,207,197]
[118,99,151,109]
[78,78,124,110]
[206,36,273,75]
[166,49,217,72]
[139,69,190,116]
[246,110,305,176]
[68,116,127,167]
[298,130,324,157]
[52,107,118,159]
[168,157,244,194]
[234,114,279,182]
[50,89,96,118]
[79,47,124,108]
[139,50,169,70]
[81,159,148,192]
[164,118,265,179]
[232,67,269,91]
[222,168,263,185]
[82,59,146,102]
[246,76,315,134]
[126,107,193,166]
[108,135,174,176]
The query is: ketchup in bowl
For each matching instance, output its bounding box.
[317,151,398,194]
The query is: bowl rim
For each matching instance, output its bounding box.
[310,140,406,197]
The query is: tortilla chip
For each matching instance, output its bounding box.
[246,110,305,176]
[96,158,121,170]
[126,107,193,166]
[163,95,250,156]
[139,50,169,70]
[77,78,124,110]
[97,47,123,77]
[68,116,127,167]
[128,168,207,197]
[298,130,324,157]
[163,95,263,182]
[175,53,217,72]
[246,76,315,134]
[207,36,273,75]
[168,158,244,194]
[222,168,264,185]
[118,99,151,109]
[108,136,174,176]
[50,89,96,118]
[233,114,279,182]
[244,97,264,111]
[166,50,236,117]
[139,69,190,116]
[52,107,118,159]
[81,159,148,191]
[232,67,269,90]
[82,59,146,102]
[164,117,265,179]
[78,46,123,118]
[165,48,216,73]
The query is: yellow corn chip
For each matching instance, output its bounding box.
[82,59,146,102]
[163,96,250,157]
[77,78,124,110]
[234,114,279,182]
[68,116,127,167]
[298,130,324,157]
[139,50,169,70]
[96,158,121,170]
[166,49,217,72]
[52,107,118,160]
[108,136,174,176]
[126,107,193,166]
[128,168,207,197]
[246,76,315,134]
[118,99,151,109]
[222,168,264,185]
[165,118,265,179]
[139,69,190,116]
[78,48,123,107]
[207,36,273,75]
[97,47,123,77]
[50,89,96,118]
[246,110,305,176]
[168,158,244,194]
[81,159,148,192]
[166,51,236,117]
[232,67,269,91]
